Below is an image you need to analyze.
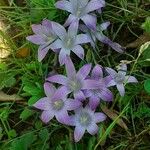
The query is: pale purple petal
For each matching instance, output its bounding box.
[33,97,50,110]
[40,110,54,123]
[81,14,97,30]
[66,99,82,110]
[51,21,66,39]
[77,64,92,80]
[85,0,105,13]
[74,91,86,101]
[74,126,85,142]
[87,123,99,135]
[82,79,100,90]
[55,110,71,125]
[98,88,113,101]
[94,113,106,123]
[98,22,110,31]
[44,82,56,98]
[49,39,62,50]
[64,14,78,27]
[83,90,93,97]
[31,24,43,34]
[65,56,76,78]
[75,34,91,45]
[42,19,52,29]
[105,67,117,78]
[46,75,67,85]
[55,0,73,13]
[52,86,71,100]
[72,45,85,59]
[89,96,100,110]
[68,20,78,38]
[116,84,125,96]
[103,76,114,87]
[26,35,46,45]
[105,78,116,87]
[125,76,138,83]
[91,65,103,79]
[59,50,68,65]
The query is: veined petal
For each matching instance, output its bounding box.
[87,123,99,135]
[55,0,73,13]
[44,82,56,98]
[56,110,71,125]
[81,14,97,30]
[42,19,52,29]
[117,84,125,96]
[33,97,50,110]
[89,96,100,110]
[74,91,86,101]
[49,39,62,50]
[74,126,85,142]
[68,20,79,38]
[97,22,110,31]
[104,75,114,87]
[31,24,43,34]
[85,0,105,13]
[66,99,82,110]
[72,45,84,60]
[125,76,138,83]
[65,56,76,78]
[91,64,103,79]
[77,64,92,80]
[26,35,46,45]
[105,67,117,78]
[40,110,54,123]
[118,64,127,76]
[46,75,67,85]
[64,14,78,27]
[59,49,69,65]
[52,86,71,100]
[94,113,106,123]
[98,88,113,101]
[75,34,91,45]
[51,21,66,39]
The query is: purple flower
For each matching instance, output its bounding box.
[84,65,113,110]
[80,22,124,53]
[55,0,105,30]
[26,19,58,62]
[70,106,106,142]
[47,56,100,101]
[33,82,81,124]
[106,64,138,96]
[49,21,90,65]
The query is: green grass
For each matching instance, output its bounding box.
[0,0,150,150]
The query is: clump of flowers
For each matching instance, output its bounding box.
[26,0,138,142]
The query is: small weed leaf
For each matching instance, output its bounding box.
[144,79,150,94]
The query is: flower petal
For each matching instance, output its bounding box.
[26,35,46,45]
[116,84,125,96]
[81,14,97,30]
[97,22,110,31]
[40,110,54,123]
[55,110,71,125]
[91,64,103,79]
[72,45,85,60]
[44,82,56,98]
[77,64,92,80]
[51,21,66,39]
[49,39,62,50]
[94,113,106,123]
[64,14,78,27]
[75,34,91,45]
[74,91,86,101]
[55,0,73,13]
[46,75,67,85]
[52,86,71,100]
[82,79,100,90]
[68,20,78,38]
[87,123,99,135]
[105,67,117,78]
[65,56,76,78]
[66,99,82,110]
[59,49,69,65]
[98,88,113,101]
[31,24,43,34]
[103,75,115,87]
[33,97,50,110]
[85,0,105,13]
[125,76,138,83]
[74,126,85,142]
[42,19,52,29]
[89,96,100,110]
